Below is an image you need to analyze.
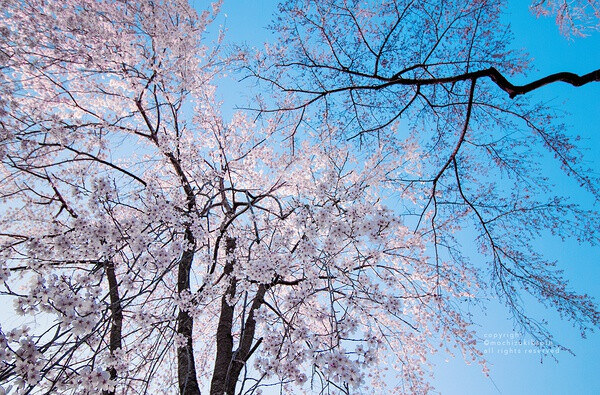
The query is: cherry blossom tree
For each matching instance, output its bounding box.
[0,0,599,395]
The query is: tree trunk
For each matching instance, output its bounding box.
[177,231,201,395]
[210,236,268,395]
[103,260,122,395]
[210,237,238,395]
[224,284,267,395]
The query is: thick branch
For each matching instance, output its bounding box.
[391,67,600,98]
[268,66,600,110]
[480,67,600,98]
[390,67,600,98]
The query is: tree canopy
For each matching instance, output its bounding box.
[0,0,599,394]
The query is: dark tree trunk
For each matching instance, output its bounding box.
[165,147,201,394]
[103,260,123,395]
[224,284,267,395]
[210,237,238,395]
[210,236,268,395]
[177,230,201,395]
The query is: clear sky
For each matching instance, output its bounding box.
[214,1,600,394]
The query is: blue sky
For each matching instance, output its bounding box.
[213,1,600,394]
